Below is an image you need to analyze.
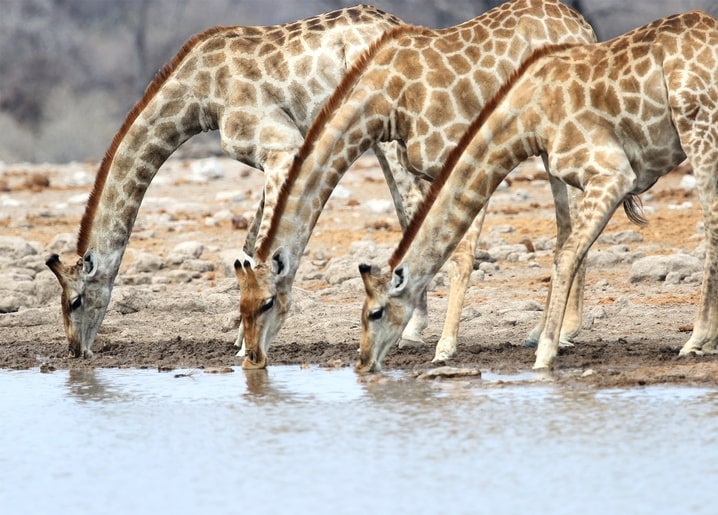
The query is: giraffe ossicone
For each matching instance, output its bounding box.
[358,10,718,372]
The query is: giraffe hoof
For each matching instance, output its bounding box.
[678,347,703,357]
[398,337,424,349]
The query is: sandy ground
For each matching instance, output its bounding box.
[1,153,717,388]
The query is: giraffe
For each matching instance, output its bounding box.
[235,0,596,369]
[44,5,407,358]
[357,10,718,372]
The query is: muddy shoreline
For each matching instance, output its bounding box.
[2,156,717,388]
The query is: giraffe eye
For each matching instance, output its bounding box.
[368,307,384,321]
[260,297,275,313]
[69,295,82,311]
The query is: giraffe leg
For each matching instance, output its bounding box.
[525,176,585,348]
[433,204,487,361]
[679,155,718,355]
[534,173,632,369]
[376,145,432,344]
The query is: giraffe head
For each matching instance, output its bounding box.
[233,248,292,369]
[356,263,415,373]
[45,250,111,358]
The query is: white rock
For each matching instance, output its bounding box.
[189,158,225,181]
[128,251,163,273]
[45,233,76,255]
[171,241,204,260]
[363,198,393,214]
[679,174,696,190]
[215,190,246,203]
[324,256,360,285]
[0,236,37,259]
[330,184,352,200]
[629,253,702,283]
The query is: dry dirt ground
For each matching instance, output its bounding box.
[1,153,717,388]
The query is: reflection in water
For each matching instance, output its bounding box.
[242,368,271,396]
[65,368,117,403]
[1,366,717,515]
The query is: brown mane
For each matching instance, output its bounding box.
[76,26,228,256]
[256,24,430,261]
[388,42,576,269]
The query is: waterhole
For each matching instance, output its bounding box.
[1,366,716,514]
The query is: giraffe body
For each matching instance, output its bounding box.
[358,10,718,371]
[45,6,405,358]
[237,0,596,369]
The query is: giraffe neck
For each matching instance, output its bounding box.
[77,78,206,283]
[255,114,378,269]
[255,0,595,268]
[388,45,570,298]
[252,28,415,266]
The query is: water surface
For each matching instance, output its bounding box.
[1,366,716,514]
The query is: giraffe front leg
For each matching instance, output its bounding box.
[433,205,486,361]
[400,291,428,345]
[534,173,629,369]
[235,322,246,356]
[534,251,585,368]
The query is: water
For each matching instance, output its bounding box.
[1,366,716,515]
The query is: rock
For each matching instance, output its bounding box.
[127,251,163,274]
[221,310,241,332]
[519,300,544,311]
[417,366,481,380]
[586,249,621,268]
[0,295,22,313]
[479,261,499,274]
[330,184,352,200]
[679,174,696,190]
[324,256,360,285]
[597,230,643,245]
[629,253,702,283]
[215,190,246,203]
[204,366,234,374]
[180,259,215,273]
[489,225,515,235]
[487,244,529,262]
[533,236,555,251]
[363,198,393,213]
[666,201,693,211]
[172,241,204,259]
[110,288,152,315]
[218,248,244,278]
[0,236,37,259]
[189,158,225,182]
[231,214,250,230]
[45,233,76,255]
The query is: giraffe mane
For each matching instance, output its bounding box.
[256,23,430,261]
[388,42,577,270]
[76,25,229,256]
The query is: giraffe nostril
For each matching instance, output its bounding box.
[247,350,257,363]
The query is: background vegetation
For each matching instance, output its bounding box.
[1,0,714,163]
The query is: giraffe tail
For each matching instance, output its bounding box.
[623,194,648,226]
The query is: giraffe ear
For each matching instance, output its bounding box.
[82,249,98,278]
[271,247,289,279]
[389,263,409,295]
